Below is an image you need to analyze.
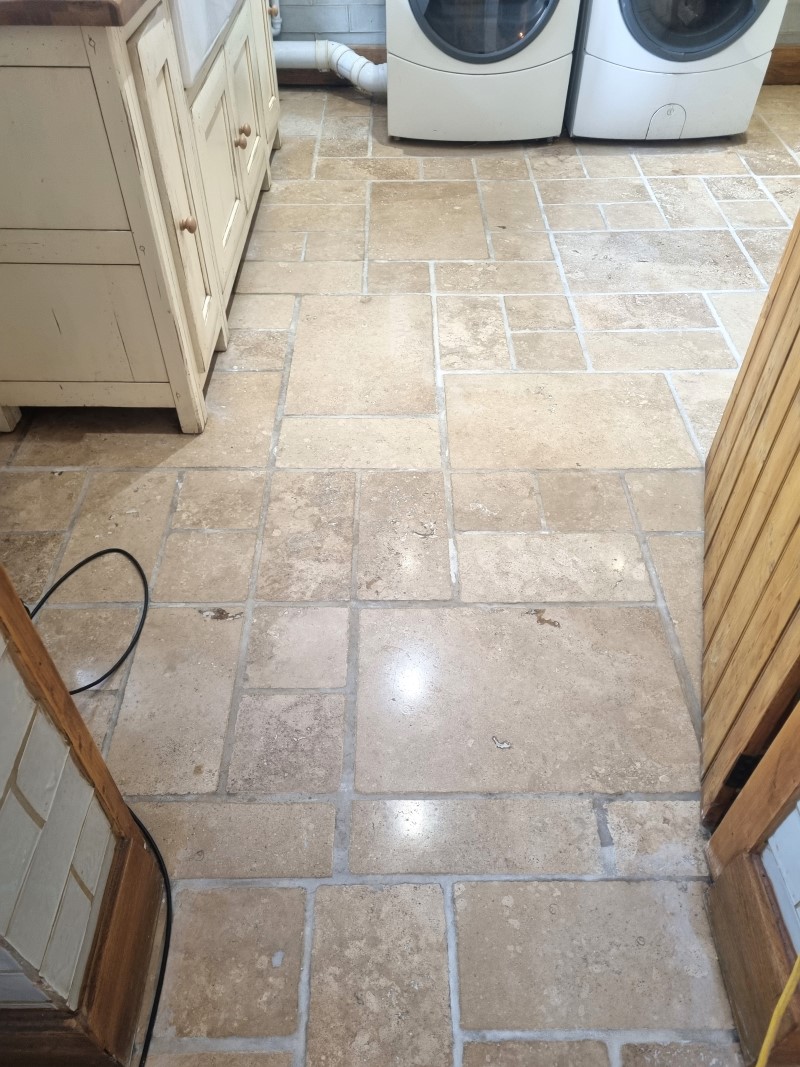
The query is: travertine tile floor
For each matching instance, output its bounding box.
[4,83,800,1066]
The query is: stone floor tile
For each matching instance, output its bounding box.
[0,471,83,530]
[304,231,365,262]
[237,261,362,295]
[53,470,175,602]
[277,416,442,469]
[438,295,510,370]
[258,471,354,600]
[285,295,436,415]
[603,202,667,229]
[607,800,708,877]
[585,331,736,371]
[708,291,765,359]
[73,691,116,751]
[306,885,452,1067]
[574,293,715,330]
[739,227,790,282]
[367,260,430,293]
[648,177,725,227]
[475,156,528,180]
[451,472,540,532]
[445,375,698,469]
[527,152,584,180]
[456,880,731,1030]
[670,370,737,456]
[481,180,545,231]
[538,471,631,531]
[649,534,703,698]
[244,231,305,262]
[559,230,760,291]
[705,175,765,200]
[316,157,420,180]
[174,470,265,530]
[458,532,652,602]
[357,472,451,600]
[278,90,326,136]
[0,532,62,602]
[636,151,747,176]
[763,176,800,219]
[350,797,601,875]
[149,1055,292,1067]
[254,204,365,233]
[580,152,639,178]
[355,607,699,793]
[266,179,366,205]
[228,692,345,794]
[722,200,788,228]
[369,181,488,260]
[436,261,562,294]
[214,330,287,371]
[35,607,140,694]
[227,294,295,330]
[504,295,574,330]
[246,605,349,689]
[621,1045,743,1067]
[544,204,606,230]
[159,887,304,1038]
[625,471,704,532]
[0,421,25,466]
[154,531,256,603]
[108,607,242,794]
[490,232,553,260]
[512,331,586,370]
[421,157,475,179]
[538,178,649,204]
[737,119,800,176]
[464,1042,611,1067]
[135,801,335,877]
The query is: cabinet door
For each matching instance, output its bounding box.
[134,7,222,373]
[226,1,267,210]
[249,0,280,145]
[191,46,247,292]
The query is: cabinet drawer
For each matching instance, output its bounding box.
[0,67,128,231]
[0,265,166,383]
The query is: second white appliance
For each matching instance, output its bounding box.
[568,0,789,139]
[387,0,582,142]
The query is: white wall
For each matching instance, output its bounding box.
[276,0,800,46]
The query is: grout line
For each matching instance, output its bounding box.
[128,788,702,804]
[630,158,672,227]
[620,474,702,739]
[699,291,744,368]
[309,93,327,181]
[169,872,713,891]
[38,470,91,596]
[293,884,316,1067]
[444,880,464,1067]
[530,471,548,532]
[361,181,372,294]
[663,370,706,466]
[216,293,302,795]
[592,796,617,878]
[499,295,518,371]
[429,260,461,601]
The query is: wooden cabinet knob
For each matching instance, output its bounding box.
[234,134,248,149]
[268,6,279,15]
[239,123,252,137]
[179,216,198,234]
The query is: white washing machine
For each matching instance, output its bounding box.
[568,0,789,139]
[387,0,582,141]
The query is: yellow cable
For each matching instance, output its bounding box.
[756,953,800,1066]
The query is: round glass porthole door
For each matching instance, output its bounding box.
[620,0,771,61]
[408,0,558,64]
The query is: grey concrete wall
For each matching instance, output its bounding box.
[276,0,800,48]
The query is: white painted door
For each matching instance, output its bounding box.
[250,0,280,145]
[226,0,267,210]
[135,6,222,373]
[191,45,246,292]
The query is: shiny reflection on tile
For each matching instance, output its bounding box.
[451,472,540,532]
[285,295,436,415]
[350,797,601,874]
[456,881,731,1030]
[458,532,652,602]
[445,375,698,470]
[355,607,698,794]
[134,801,335,878]
[357,472,451,601]
[307,884,452,1067]
[159,887,304,1038]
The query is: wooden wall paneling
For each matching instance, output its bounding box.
[765,46,800,85]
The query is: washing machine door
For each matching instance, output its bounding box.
[408,0,559,64]
[620,0,772,61]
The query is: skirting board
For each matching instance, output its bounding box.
[276,45,387,85]
[765,45,800,84]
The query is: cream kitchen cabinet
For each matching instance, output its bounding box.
[0,0,280,434]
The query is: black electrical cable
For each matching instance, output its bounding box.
[27,547,149,695]
[27,547,170,1066]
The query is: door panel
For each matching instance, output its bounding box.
[227,0,267,209]
[135,7,222,373]
[191,47,246,291]
[250,0,280,144]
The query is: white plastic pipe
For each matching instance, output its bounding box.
[273,39,388,95]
